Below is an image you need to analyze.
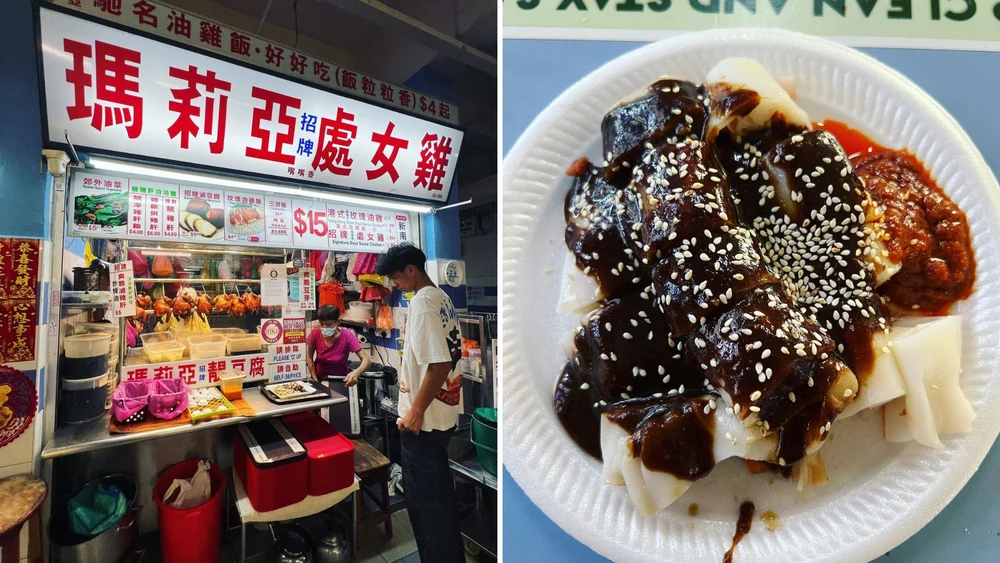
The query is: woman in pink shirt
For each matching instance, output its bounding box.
[307,305,371,432]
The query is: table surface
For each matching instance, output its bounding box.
[41,382,346,459]
[503,38,1000,563]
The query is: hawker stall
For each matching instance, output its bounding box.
[33,4,465,561]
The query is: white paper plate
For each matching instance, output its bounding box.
[502,29,1000,563]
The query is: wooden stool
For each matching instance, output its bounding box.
[352,439,393,540]
[0,475,47,563]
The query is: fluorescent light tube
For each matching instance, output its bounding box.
[87,157,434,214]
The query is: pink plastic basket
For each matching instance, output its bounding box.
[111,380,152,424]
[149,379,189,420]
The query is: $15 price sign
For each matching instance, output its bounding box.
[292,202,330,247]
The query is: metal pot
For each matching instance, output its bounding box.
[314,531,350,563]
[50,474,139,563]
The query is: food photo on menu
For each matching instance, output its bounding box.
[502,11,1000,563]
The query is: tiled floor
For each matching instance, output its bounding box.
[356,509,483,563]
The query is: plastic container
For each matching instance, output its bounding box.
[219,371,245,401]
[144,342,185,363]
[176,329,212,352]
[211,328,247,337]
[187,387,235,422]
[234,419,308,512]
[72,266,100,291]
[282,413,355,496]
[60,372,110,424]
[226,333,263,354]
[149,379,188,420]
[187,334,227,360]
[60,354,109,381]
[154,460,226,563]
[471,407,498,475]
[64,333,112,359]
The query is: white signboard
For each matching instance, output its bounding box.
[68,171,412,253]
[111,261,136,319]
[51,0,459,125]
[268,343,307,365]
[260,264,287,307]
[40,8,463,203]
[267,360,308,383]
[121,352,268,388]
[300,268,316,310]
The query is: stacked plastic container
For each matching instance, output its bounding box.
[60,332,112,424]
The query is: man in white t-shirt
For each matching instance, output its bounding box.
[376,243,464,563]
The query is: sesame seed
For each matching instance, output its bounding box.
[623,332,633,340]
[610,352,618,361]
[761,349,772,359]
[580,383,590,390]
[750,391,762,401]
[788,392,796,403]
[844,388,853,398]
[749,406,761,413]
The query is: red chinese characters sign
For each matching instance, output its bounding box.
[41,8,462,203]
[0,240,40,363]
[122,353,268,387]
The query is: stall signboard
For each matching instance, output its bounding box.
[68,172,411,253]
[40,7,463,203]
[50,0,459,125]
[110,261,136,319]
[122,352,268,388]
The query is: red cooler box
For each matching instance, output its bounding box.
[234,419,308,512]
[283,412,356,495]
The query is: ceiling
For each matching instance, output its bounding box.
[165,0,497,189]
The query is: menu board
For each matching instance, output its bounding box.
[128,179,179,240]
[265,196,293,245]
[180,187,225,242]
[68,171,412,253]
[111,262,136,319]
[70,173,128,236]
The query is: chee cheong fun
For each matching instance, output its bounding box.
[554,57,977,516]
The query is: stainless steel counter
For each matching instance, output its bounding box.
[41,383,346,460]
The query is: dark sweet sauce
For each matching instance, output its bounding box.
[723,501,756,563]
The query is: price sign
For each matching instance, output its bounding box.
[265,196,293,245]
[111,261,136,319]
[292,200,329,249]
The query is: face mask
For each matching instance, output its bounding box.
[322,327,337,337]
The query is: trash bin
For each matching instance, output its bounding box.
[152,460,226,563]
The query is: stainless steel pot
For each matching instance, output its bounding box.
[50,474,139,563]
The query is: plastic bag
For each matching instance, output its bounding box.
[151,255,174,277]
[68,481,127,536]
[163,460,213,509]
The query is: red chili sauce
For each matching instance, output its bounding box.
[815,121,975,314]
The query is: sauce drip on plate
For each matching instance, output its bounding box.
[723,501,756,563]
